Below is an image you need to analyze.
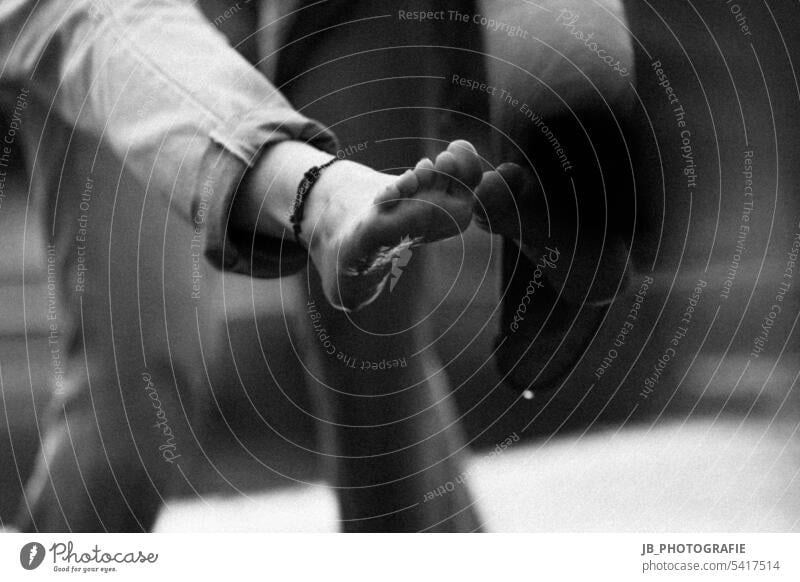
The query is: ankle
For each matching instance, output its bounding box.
[302,160,390,250]
[231,141,336,245]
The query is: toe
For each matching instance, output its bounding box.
[413,157,436,189]
[448,139,477,156]
[447,140,483,188]
[374,185,401,210]
[374,170,417,210]
[434,150,459,193]
[395,168,419,196]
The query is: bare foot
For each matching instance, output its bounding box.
[474,163,628,396]
[304,140,483,311]
[473,162,630,305]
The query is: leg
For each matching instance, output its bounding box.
[266,0,487,530]
[17,140,207,532]
[17,386,174,532]
[475,0,636,305]
[472,0,638,393]
[306,250,483,532]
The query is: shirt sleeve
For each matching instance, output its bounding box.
[0,0,338,277]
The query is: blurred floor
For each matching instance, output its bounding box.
[152,417,799,532]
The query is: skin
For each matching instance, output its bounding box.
[232,139,484,311]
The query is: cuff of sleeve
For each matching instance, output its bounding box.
[198,114,339,279]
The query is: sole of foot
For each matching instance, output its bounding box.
[315,140,483,312]
[474,163,632,396]
[473,162,631,305]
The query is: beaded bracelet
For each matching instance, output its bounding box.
[289,157,341,244]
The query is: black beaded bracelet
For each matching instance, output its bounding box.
[289,157,341,244]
